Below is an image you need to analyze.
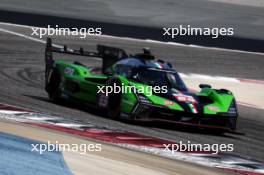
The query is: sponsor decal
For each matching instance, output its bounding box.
[208,106,220,112]
[173,94,197,104]
[64,67,75,75]
[164,100,174,106]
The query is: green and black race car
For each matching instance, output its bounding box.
[45,38,238,131]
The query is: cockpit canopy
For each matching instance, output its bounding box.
[112,58,188,91]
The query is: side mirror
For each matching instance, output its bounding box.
[199,84,212,89]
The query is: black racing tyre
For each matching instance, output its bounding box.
[46,68,61,102]
[107,79,122,119]
[228,117,237,131]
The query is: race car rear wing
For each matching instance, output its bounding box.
[45,38,128,74]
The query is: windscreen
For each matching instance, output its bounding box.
[131,68,188,91]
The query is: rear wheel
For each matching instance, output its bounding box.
[46,68,61,103]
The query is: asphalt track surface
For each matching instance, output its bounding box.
[1,0,264,52]
[1,0,264,39]
[0,25,264,163]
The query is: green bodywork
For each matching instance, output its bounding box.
[54,60,235,115]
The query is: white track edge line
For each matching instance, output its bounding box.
[1,21,264,56]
